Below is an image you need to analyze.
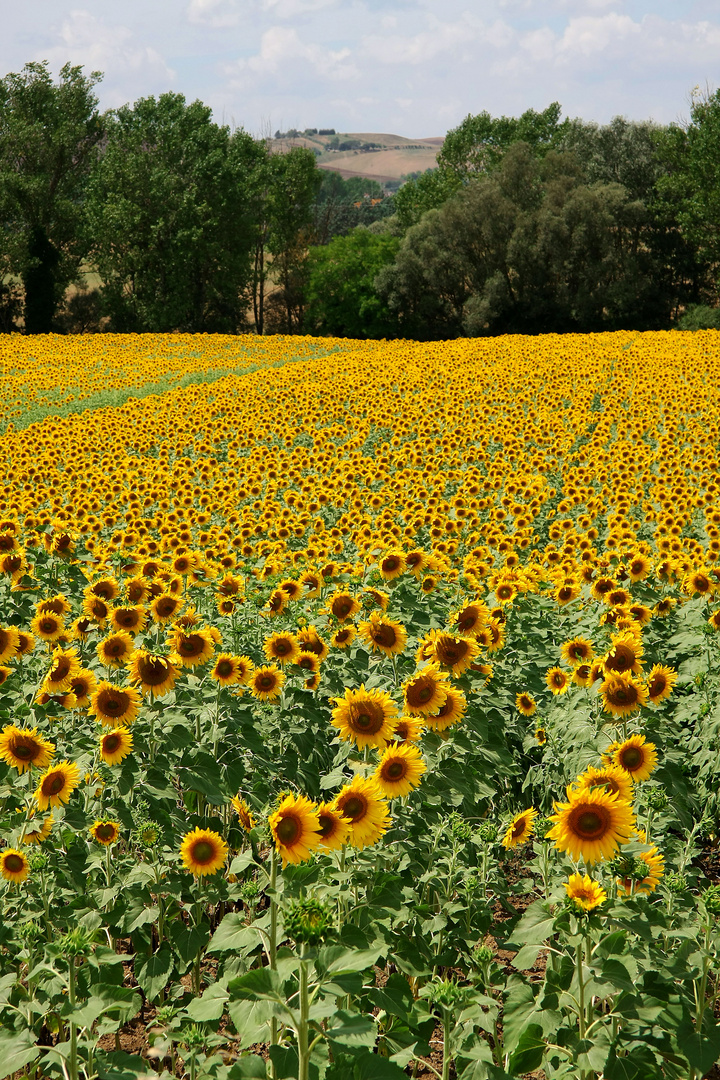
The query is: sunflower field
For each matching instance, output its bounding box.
[2,329,720,1080]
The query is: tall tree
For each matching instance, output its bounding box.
[0,61,103,332]
[85,93,263,333]
[265,147,322,333]
[305,228,400,338]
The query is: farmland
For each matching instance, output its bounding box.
[1,330,720,1080]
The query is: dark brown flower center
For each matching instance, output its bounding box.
[4,853,24,873]
[384,761,405,780]
[620,747,642,770]
[340,796,365,821]
[276,816,300,845]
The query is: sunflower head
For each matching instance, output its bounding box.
[90,820,121,846]
[564,872,607,912]
[331,685,398,749]
[180,827,228,876]
[502,808,537,849]
[0,725,55,774]
[268,793,322,867]
[374,743,426,799]
[611,735,657,782]
[547,786,635,865]
[403,664,450,716]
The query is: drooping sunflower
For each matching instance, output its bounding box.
[0,848,30,884]
[332,625,356,649]
[180,827,228,876]
[331,685,398,749]
[231,795,256,832]
[99,726,134,766]
[393,716,425,743]
[127,650,179,698]
[546,667,569,695]
[603,632,644,676]
[502,808,537,849]
[403,664,449,716]
[425,684,466,731]
[358,613,408,657]
[425,630,480,677]
[617,846,665,895]
[325,591,361,622]
[546,786,635,864]
[90,820,121,846]
[565,873,607,911]
[0,623,19,664]
[22,812,53,844]
[34,760,82,811]
[573,664,593,687]
[0,725,55,773]
[535,727,547,746]
[265,588,287,617]
[297,626,329,662]
[168,626,215,668]
[149,593,184,625]
[316,801,351,850]
[249,665,285,702]
[374,743,426,798]
[299,570,322,598]
[109,605,148,635]
[41,646,82,695]
[600,674,648,718]
[268,793,322,866]
[81,595,110,626]
[30,612,66,643]
[333,777,391,850]
[560,638,594,667]
[15,630,35,656]
[97,631,136,669]
[574,763,634,803]
[646,664,677,705]
[69,669,98,708]
[485,619,505,653]
[515,692,537,717]
[448,602,488,638]
[263,632,301,666]
[211,654,244,686]
[89,682,141,727]
[610,734,657,782]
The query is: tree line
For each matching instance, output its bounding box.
[1,62,719,337]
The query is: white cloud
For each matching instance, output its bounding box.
[262,0,337,17]
[362,13,498,65]
[40,9,173,98]
[187,0,242,27]
[227,26,358,84]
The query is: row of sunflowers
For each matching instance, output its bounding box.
[1,331,720,1080]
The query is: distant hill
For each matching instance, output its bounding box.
[268,131,444,187]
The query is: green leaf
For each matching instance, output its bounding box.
[208,913,261,954]
[227,1056,267,1078]
[227,998,274,1050]
[507,1023,545,1073]
[187,981,229,1022]
[94,1049,149,1080]
[0,1029,39,1080]
[501,976,538,1054]
[134,943,174,1002]
[69,984,142,1028]
[318,945,384,976]
[506,899,555,948]
[604,1045,660,1080]
[349,1051,408,1079]
[677,1015,720,1072]
[169,919,211,965]
[228,966,282,1001]
[326,1010,377,1049]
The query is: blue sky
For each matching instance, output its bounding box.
[4,1,720,136]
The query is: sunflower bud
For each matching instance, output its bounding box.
[702,885,720,916]
[285,898,334,947]
[645,787,668,811]
[28,851,48,872]
[60,927,96,958]
[424,978,465,1009]
[665,871,688,894]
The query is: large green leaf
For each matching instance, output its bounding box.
[208,913,261,954]
[134,943,174,1002]
[0,1029,39,1080]
[507,1023,545,1073]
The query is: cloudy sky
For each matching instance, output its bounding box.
[3,1,719,137]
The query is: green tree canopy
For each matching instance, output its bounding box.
[0,61,104,332]
[85,92,263,333]
[305,228,400,339]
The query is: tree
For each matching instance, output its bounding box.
[85,92,263,332]
[437,102,570,180]
[0,61,104,332]
[305,228,400,338]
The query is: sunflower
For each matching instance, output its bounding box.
[573,664,593,687]
[249,665,285,702]
[180,827,228,876]
[150,593,184,625]
[393,716,425,743]
[125,576,151,604]
[515,692,537,717]
[265,589,287,617]
[89,682,141,727]
[617,846,664,895]
[546,667,569,695]
[15,630,35,656]
[81,596,110,626]
[486,620,505,653]
[591,576,616,603]
[36,594,71,616]
[299,570,322,598]
[378,550,406,581]
[34,761,82,811]
[333,778,391,850]
[332,625,356,649]
[90,820,121,846]
[109,605,148,635]
[646,664,677,705]
[326,591,361,622]
[565,873,607,911]
[448,603,488,638]
[232,655,255,685]
[331,685,398,749]
[99,727,134,766]
[263,632,301,666]
[403,665,449,716]
[358,613,408,657]
[655,597,677,618]
[268,793,322,866]
[560,638,594,667]
[421,576,438,594]
[30,612,65,643]
[574,764,634,803]
[406,549,433,578]
[374,743,426,798]
[0,624,20,664]
[168,626,215,668]
[0,725,55,773]
[70,669,98,708]
[316,801,351,850]
[535,727,547,746]
[685,570,714,597]
[86,577,119,602]
[41,646,82,695]
[610,735,657,782]
[231,796,256,831]
[546,786,635,864]
[600,675,648,718]
[425,684,466,731]
[22,813,53,844]
[425,631,480,676]
[297,626,329,661]
[603,632,644,676]
[211,654,244,686]
[708,609,720,631]
[127,650,179,698]
[0,848,30,884]
[502,808,537,849]
[96,631,136,669]
[295,651,320,675]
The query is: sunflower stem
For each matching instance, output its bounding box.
[297,943,310,1080]
[269,845,279,1072]
[67,954,78,1080]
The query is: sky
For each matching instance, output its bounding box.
[3,1,720,137]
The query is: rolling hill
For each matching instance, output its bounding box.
[268,131,444,187]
